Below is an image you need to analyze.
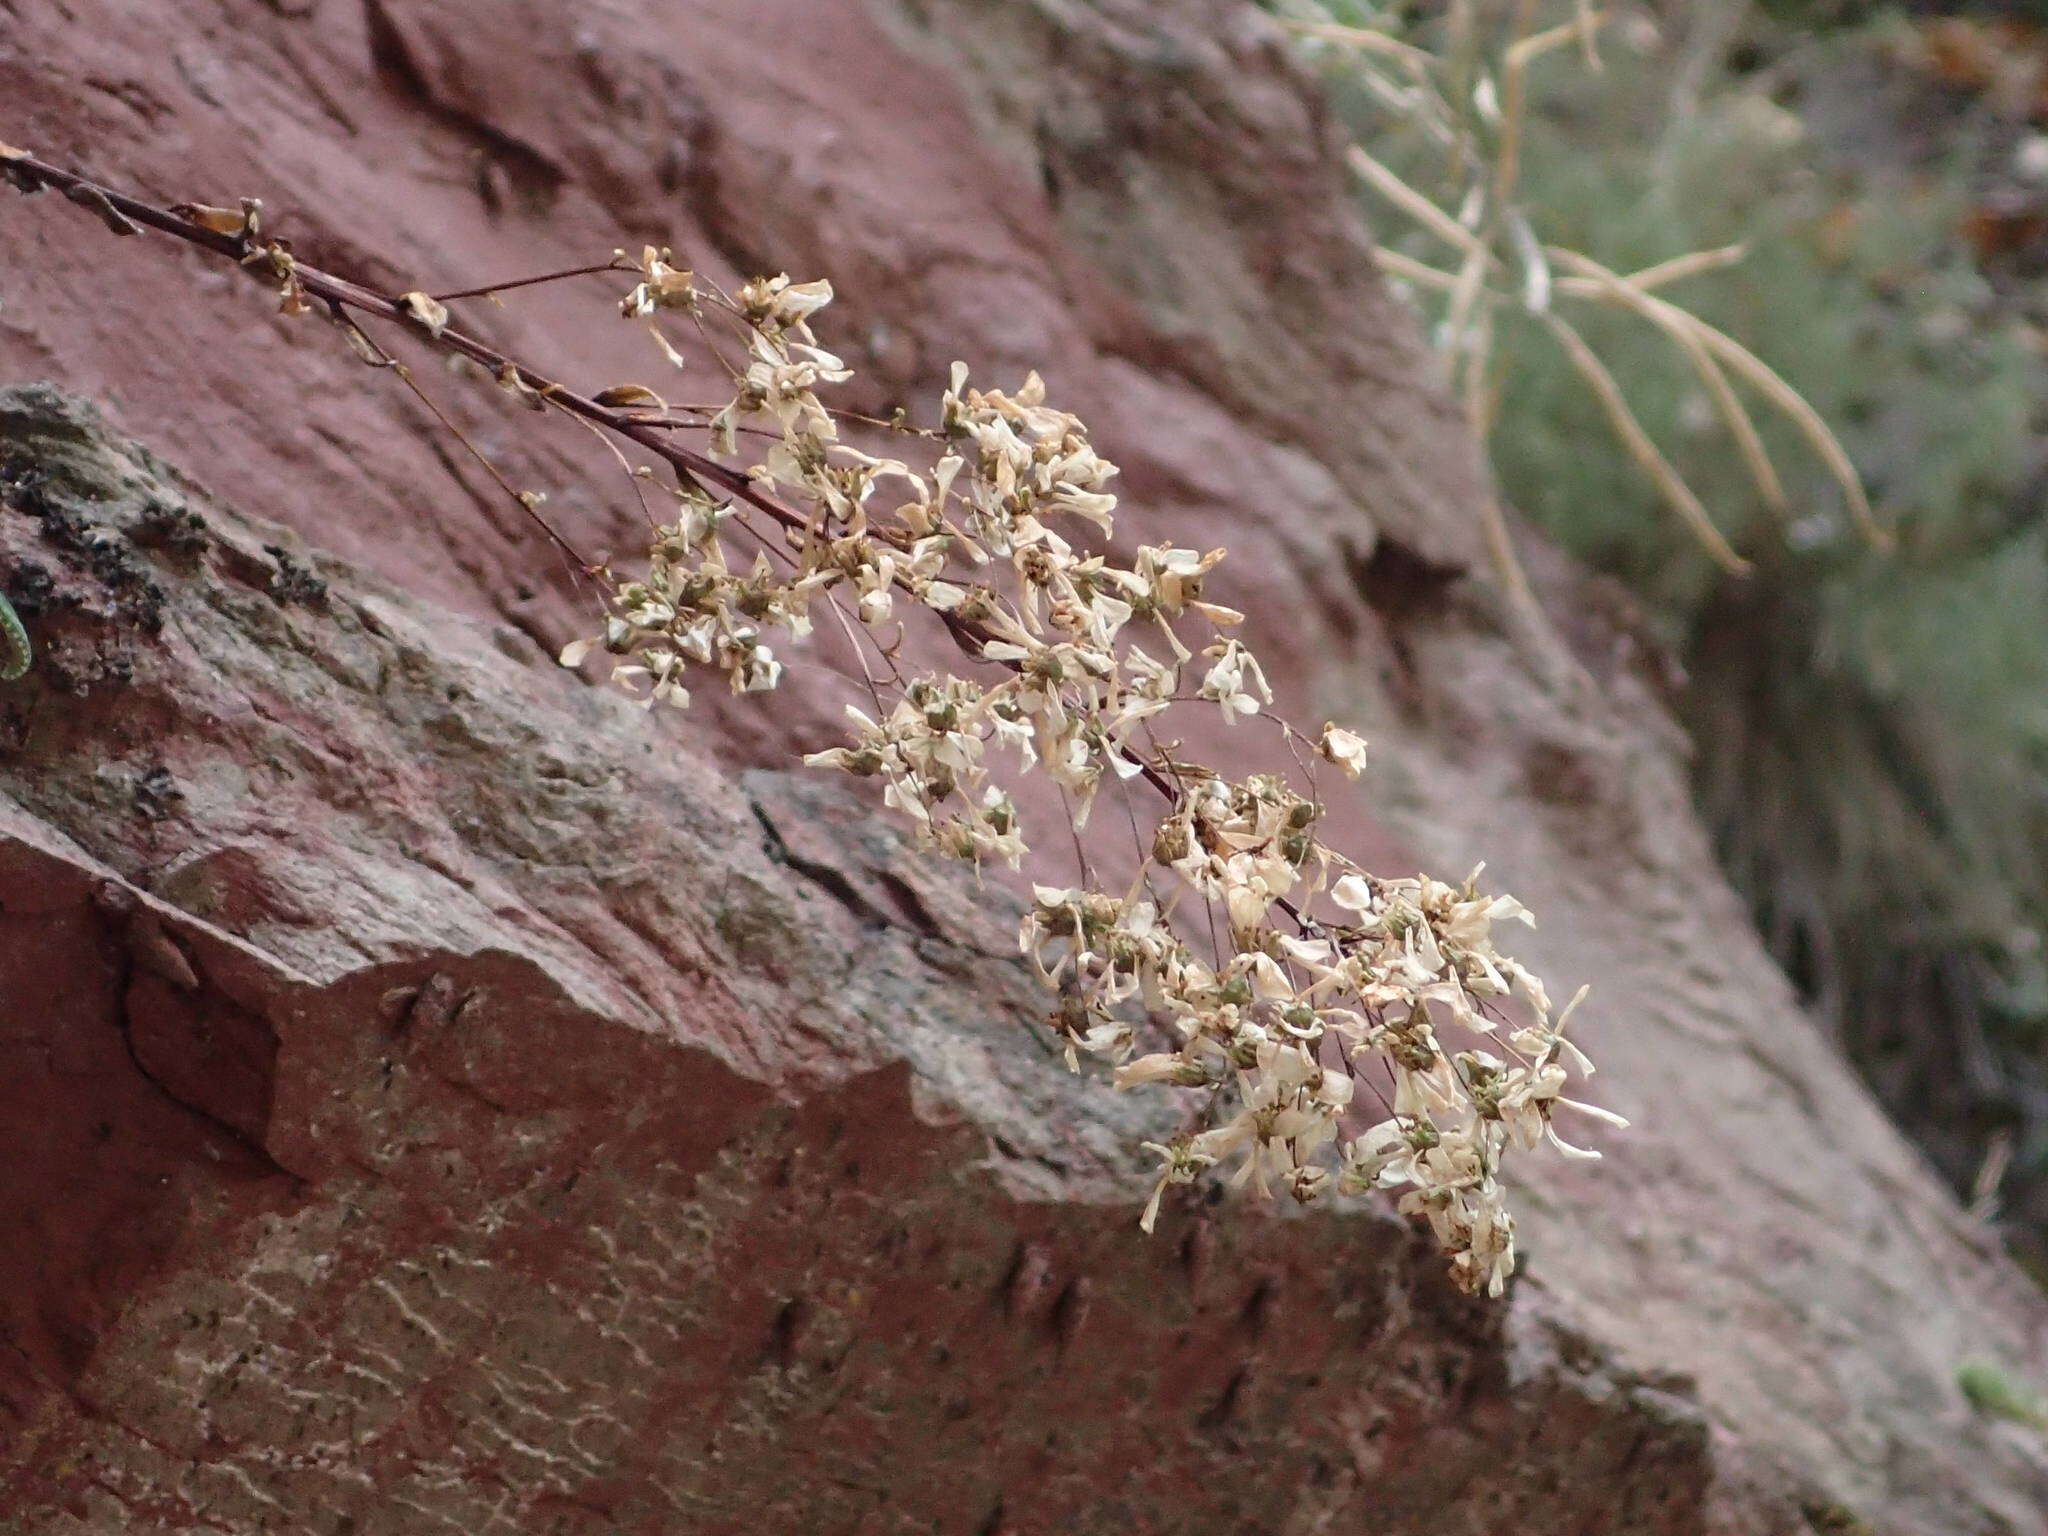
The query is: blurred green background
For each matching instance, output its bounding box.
[1279,0,2048,1275]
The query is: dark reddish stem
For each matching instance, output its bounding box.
[1,151,808,544]
[429,260,634,303]
[1,148,1323,929]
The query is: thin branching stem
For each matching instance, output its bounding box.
[3,139,1613,1292]
[430,259,634,303]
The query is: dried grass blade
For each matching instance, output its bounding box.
[1457,303,1537,609]
[1503,10,1607,72]
[1542,312,1750,574]
[1510,209,1552,312]
[1551,250,1785,513]
[1681,314,1889,549]
[1497,7,1604,208]
[1624,243,1748,292]
[1444,237,1495,364]
[1493,0,1543,213]
[1371,247,1468,292]
[1348,146,1490,260]
[1575,0,1604,69]
[1559,267,1884,548]
[1277,17,1434,72]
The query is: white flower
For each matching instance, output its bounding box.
[1198,639,1273,721]
[1340,1119,1432,1192]
[1138,1138,1216,1233]
[1115,1053,1209,1089]
[1331,873,1376,913]
[1318,723,1369,779]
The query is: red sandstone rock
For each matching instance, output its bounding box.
[0,2,2044,1531]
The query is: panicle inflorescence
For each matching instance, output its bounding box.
[0,149,1632,1297]
[560,244,1625,1296]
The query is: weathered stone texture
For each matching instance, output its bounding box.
[0,2,2045,1531]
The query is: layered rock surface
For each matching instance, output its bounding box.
[0,383,1714,1533]
[0,1,2045,1531]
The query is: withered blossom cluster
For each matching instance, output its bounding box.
[0,146,1626,1299]
[561,246,1624,1296]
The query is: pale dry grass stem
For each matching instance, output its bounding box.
[1296,1,1883,582]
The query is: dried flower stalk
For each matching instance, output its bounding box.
[2,143,1626,1296]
